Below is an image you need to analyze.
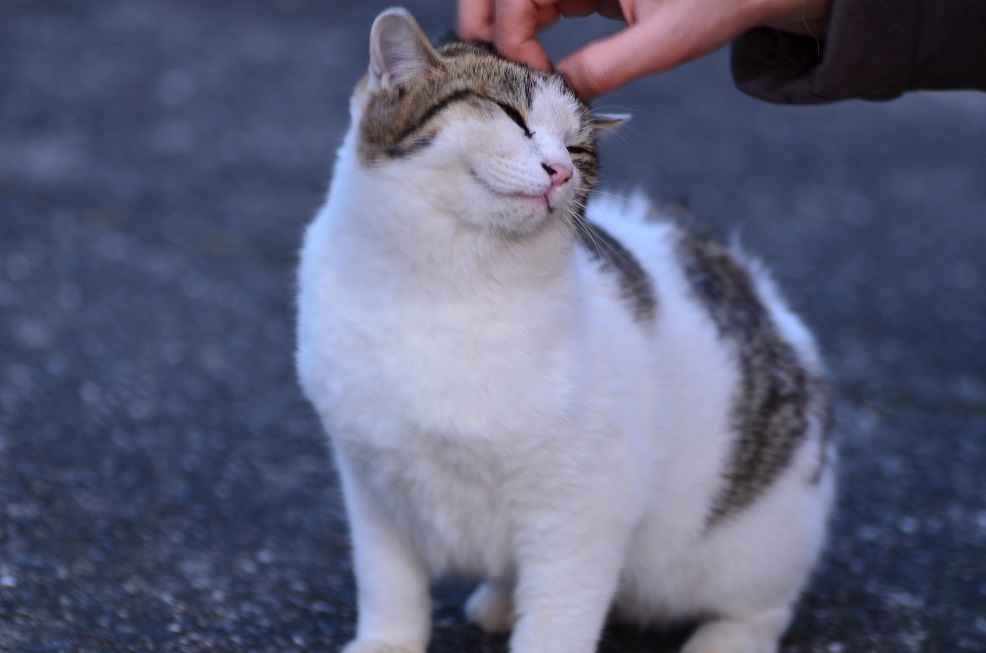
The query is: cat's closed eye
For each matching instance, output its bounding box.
[566,146,589,155]
[496,101,533,138]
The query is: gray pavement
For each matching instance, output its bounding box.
[1,1,985,651]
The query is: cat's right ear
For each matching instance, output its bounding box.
[592,113,631,138]
[369,8,440,99]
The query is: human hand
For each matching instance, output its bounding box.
[457,0,832,98]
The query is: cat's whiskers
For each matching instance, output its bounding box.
[609,130,643,157]
[575,214,617,263]
[602,118,662,150]
[562,203,592,253]
[568,215,591,254]
[564,200,637,272]
[590,189,634,203]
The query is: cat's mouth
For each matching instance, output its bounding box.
[515,191,554,213]
[469,169,556,214]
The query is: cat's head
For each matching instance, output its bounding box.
[348,8,626,237]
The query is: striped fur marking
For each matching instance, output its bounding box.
[676,232,828,527]
[357,41,564,166]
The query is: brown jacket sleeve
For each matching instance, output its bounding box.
[730,0,986,104]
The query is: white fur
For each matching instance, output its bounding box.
[297,37,834,653]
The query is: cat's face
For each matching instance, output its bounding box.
[351,9,623,237]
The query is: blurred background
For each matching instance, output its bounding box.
[1,1,984,651]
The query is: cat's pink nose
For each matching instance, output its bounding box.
[542,162,573,187]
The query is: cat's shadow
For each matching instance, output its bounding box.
[598,620,696,653]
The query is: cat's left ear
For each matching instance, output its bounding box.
[592,113,631,138]
[369,8,440,98]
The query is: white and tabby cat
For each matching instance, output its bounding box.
[296,8,836,653]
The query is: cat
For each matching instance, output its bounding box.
[295,8,836,653]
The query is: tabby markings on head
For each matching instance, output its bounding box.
[676,232,832,528]
[357,41,588,166]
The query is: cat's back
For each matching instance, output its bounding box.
[575,193,833,621]
[578,191,831,514]
[582,192,823,383]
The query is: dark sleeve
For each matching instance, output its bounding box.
[730,0,986,104]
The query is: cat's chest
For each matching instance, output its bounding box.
[342,434,520,575]
[305,282,581,440]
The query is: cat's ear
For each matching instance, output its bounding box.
[369,8,440,98]
[592,113,631,138]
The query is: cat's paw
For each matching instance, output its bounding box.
[342,639,423,653]
[680,620,779,653]
[464,582,515,635]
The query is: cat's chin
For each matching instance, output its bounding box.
[486,203,568,239]
[466,184,572,237]
[509,192,553,215]
[490,190,572,230]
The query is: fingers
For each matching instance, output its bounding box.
[557,0,752,98]
[460,0,771,100]
[494,0,561,72]
[555,22,672,98]
[457,0,496,41]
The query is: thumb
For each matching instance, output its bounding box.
[556,21,685,98]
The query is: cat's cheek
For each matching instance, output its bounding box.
[451,189,540,234]
[448,183,505,230]
[444,172,524,232]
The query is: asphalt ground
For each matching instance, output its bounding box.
[1,1,985,651]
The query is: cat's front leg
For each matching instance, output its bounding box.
[507,523,626,653]
[338,458,431,653]
[681,607,792,653]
